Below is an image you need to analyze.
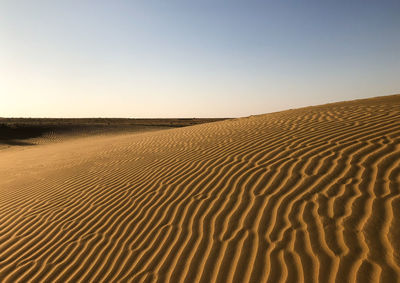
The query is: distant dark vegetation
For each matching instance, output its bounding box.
[0,118,226,146]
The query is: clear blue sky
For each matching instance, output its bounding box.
[1,0,399,118]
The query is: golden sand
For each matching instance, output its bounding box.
[1,95,400,282]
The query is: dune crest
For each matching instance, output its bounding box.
[1,95,400,282]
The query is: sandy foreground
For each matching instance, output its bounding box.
[1,95,400,283]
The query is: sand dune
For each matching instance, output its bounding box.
[1,95,400,282]
[0,118,223,149]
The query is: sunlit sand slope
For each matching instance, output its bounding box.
[1,95,400,282]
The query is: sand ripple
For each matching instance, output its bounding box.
[1,95,400,282]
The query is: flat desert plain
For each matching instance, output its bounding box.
[1,95,400,283]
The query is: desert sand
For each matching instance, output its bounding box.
[1,95,400,282]
[0,118,223,149]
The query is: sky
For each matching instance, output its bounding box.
[1,0,399,118]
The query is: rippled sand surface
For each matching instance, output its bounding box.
[1,95,400,282]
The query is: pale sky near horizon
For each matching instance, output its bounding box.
[1,0,399,118]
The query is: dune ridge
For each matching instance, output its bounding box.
[1,95,400,282]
